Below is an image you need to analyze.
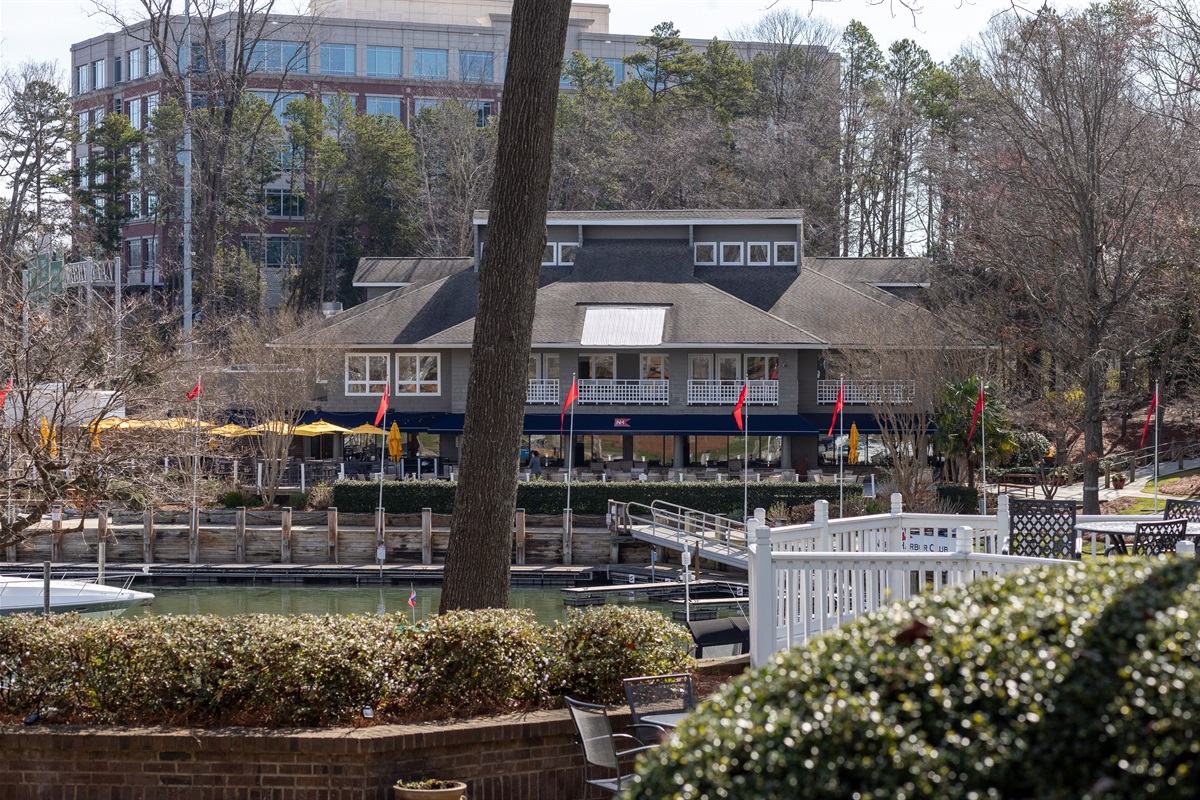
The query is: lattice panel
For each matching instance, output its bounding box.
[1008,499,1078,560]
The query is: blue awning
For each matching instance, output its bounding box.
[808,412,931,436]
[296,411,448,431]
[428,413,819,436]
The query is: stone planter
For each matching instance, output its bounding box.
[393,780,467,800]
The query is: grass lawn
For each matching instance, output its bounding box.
[1138,466,1200,497]
[1110,496,1170,515]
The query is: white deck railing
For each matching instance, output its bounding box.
[526,378,560,404]
[579,379,669,405]
[746,493,1155,666]
[817,379,915,405]
[686,379,779,405]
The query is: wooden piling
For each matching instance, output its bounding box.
[562,508,573,566]
[50,505,62,562]
[142,506,155,563]
[281,506,292,564]
[421,508,432,565]
[327,507,339,563]
[188,506,199,563]
[235,507,246,563]
[515,508,526,566]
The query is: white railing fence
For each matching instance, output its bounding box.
[578,379,669,405]
[748,493,1086,667]
[817,379,916,405]
[526,378,560,404]
[687,379,779,406]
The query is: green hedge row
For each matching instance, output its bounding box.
[0,606,692,726]
[936,484,980,514]
[332,479,860,516]
[629,559,1200,799]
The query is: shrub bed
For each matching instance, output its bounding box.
[333,479,859,516]
[0,606,692,727]
[626,559,1200,799]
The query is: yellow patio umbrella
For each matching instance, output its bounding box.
[250,421,294,435]
[294,419,351,437]
[847,422,860,466]
[92,416,131,431]
[387,422,403,459]
[39,417,49,449]
[210,423,253,437]
[346,423,386,436]
[143,418,213,430]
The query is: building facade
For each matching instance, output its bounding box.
[280,209,937,473]
[69,1,821,307]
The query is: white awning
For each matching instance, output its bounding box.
[580,306,668,347]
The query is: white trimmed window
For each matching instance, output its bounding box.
[745,354,780,381]
[720,242,744,266]
[774,241,798,265]
[127,49,143,80]
[128,97,142,129]
[580,353,615,380]
[346,354,390,395]
[396,354,440,395]
[694,242,716,265]
[541,244,556,266]
[717,354,740,381]
[748,242,771,266]
[557,243,578,265]
[640,353,668,380]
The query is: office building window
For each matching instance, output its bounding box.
[248,41,307,74]
[127,49,143,80]
[114,57,122,84]
[365,95,401,119]
[242,234,303,269]
[127,192,142,218]
[320,44,355,76]
[77,156,89,189]
[251,90,305,122]
[146,193,158,216]
[466,99,493,127]
[128,97,142,129]
[92,60,106,90]
[94,107,105,127]
[147,47,161,74]
[146,236,159,266]
[413,48,448,80]
[346,354,389,395]
[77,111,89,135]
[459,50,493,82]
[602,57,624,85]
[262,188,305,218]
[413,97,443,115]
[126,238,143,269]
[77,64,89,94]
[396,354,441,395]
[366,45,401,78]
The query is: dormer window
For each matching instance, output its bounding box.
[775,242,798,265]
[694,242,716,265]
[720,242,744,266]
[542,243,579,266]
[748,243,770,265]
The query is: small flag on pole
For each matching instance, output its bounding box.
[967,381,985,441]
[827,380,844,437]
[374,383,390,427]
[1139,387,1158,448]
[0,378,12,411]
[186,377,202,401]
[733,382,748,431]
[408,588,416,608]
[560,377,579,435]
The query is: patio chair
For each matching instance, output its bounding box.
[1164,499,1200,525]
[623,674,695,744]
[1007,498,1079,560]
[565,696,656,797]
[1123,518,1189,556]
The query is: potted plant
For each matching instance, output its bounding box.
[1112,474,1128,489]
[393,779,467,800]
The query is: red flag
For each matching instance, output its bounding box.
[1139,387,1158,448]
[560,377,579,435]
[0,378,12,411]
[967,382,985,442]
[374,383,390,427]
[827,380,844,437]
[733,382,748,431]
[186,377,202,401]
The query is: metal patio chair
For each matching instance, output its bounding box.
[622,673,695,743]
[1007,498,1079,560]
[1126,517,1190,556]
[565,696,656,797]
[1164,498,1200,525]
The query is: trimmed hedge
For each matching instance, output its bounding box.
[333,478,860,516]
[627,559,1200,799]
[0,606,692,727]
[936,484,980,514]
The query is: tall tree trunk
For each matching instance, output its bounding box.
[440,0,571,612]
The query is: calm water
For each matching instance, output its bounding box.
[128,584,679,627]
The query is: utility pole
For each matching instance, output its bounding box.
[182,0,194,352]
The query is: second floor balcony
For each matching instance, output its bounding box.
[687,380,779,405]
[579,379,669,405]
[818,379,915,405]
[527,378,560,404]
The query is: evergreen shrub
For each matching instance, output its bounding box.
[332,479,858,516]
[935,484,979,513]
[627,559,1200,799]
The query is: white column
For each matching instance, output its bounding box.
[748,522,775,668]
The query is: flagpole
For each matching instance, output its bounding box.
[1154,380,1160,513]
[838,377,844,518]
[378,404,386,510]
[743,385,749,525]
[566,372,576,519]
[980,382,988,515]
[192,374,200,518]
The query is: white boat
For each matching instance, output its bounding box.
[0,575,154,619]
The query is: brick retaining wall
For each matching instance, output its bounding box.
[2,707,622,799]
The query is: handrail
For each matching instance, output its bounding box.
[623,499,750,552]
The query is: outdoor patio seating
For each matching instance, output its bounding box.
[1007,498,1079,559]
[1164,499,1200,525]
[1117,518,1190,556]
[564,696,656,797]
[622,673,695,743]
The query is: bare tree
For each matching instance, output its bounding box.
[440,0,573,612]
[949,7,1200,513]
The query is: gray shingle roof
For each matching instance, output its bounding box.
[807,257,931,287]
[472,208,805,224]
[353,257,473,287]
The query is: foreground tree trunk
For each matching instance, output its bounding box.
[440,0,571,612]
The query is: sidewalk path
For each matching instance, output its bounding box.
[1022,457,1200,505]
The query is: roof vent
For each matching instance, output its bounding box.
[321,302,343,318]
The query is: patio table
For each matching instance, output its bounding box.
[1074,518,1194,556]
[640,711,688,729]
